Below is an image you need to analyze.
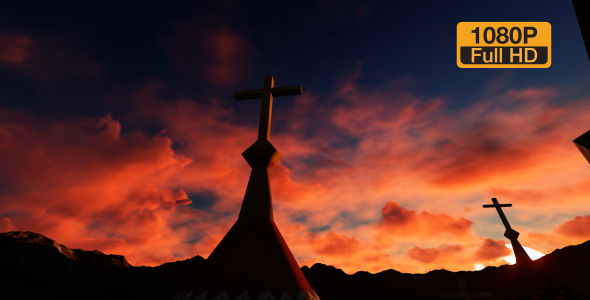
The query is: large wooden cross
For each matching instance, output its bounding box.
[234,76,302,141]
[440,278,492,300]
[483,198,520,240]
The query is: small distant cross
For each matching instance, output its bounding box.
[483,198,520,240]
[440,278,493,300]
[234,76,302,141]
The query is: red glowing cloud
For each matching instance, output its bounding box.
[380,201,473,238]
[526,213,590,257]
[555,215,590,239]
[0,33,32,64]
[408,244,464,263]
[313,231,362,257]
[474,238,511,261]
[1,61,590,274]
[0,109,209,266]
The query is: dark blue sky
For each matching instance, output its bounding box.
[0,0,587,123]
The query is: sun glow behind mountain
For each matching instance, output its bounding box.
[474,244,545,271]
[502,244,545,264]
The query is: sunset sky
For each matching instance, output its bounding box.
[1,0,590,274]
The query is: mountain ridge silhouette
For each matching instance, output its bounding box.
[1,231,589,299]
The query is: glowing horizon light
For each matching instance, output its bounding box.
[501,244,545,265]
[474,244,545,271]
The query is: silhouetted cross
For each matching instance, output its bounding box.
[483,198,520,240]
[234,76,302,141]
[483,198,513,229]
[440,278,492,300]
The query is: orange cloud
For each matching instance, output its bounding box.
[404,238,515,272]
[292,229,393,274]
[490,176,590,207]
[555,215,590,239]
[1,61,590,275]
[474,238,510,261]
[525,213,590,256]
[380,201,472,238]
[0,108,215,266]
[408,244,464,263]
[313,231,362,256]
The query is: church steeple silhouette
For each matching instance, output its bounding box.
[171,77,320,300]
[483,198,589,299]
[483,198,533,271]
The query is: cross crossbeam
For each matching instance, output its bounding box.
[483,198,513,230]
[234,76,302,141]
[483,198,521,240]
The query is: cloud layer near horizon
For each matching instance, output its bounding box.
[1,72,590,273]
[1,26,590,275]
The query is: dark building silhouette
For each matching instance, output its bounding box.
[574,129,590,165]
[171,77,319,300]
[573,0,590,62]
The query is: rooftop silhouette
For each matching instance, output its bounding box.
[171,76,319,300]
[574,129,590,165]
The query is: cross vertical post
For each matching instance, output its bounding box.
[258,76,273,140]
[483,198,513,230]
[234,76,302,141]
[483,198,519,240]
[233,76,302,221]
[482,197,533,266]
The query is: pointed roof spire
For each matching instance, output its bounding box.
[172,77,319,300]
[574,129,590,165]
[483,198,533,267]
[483,198,590,298]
